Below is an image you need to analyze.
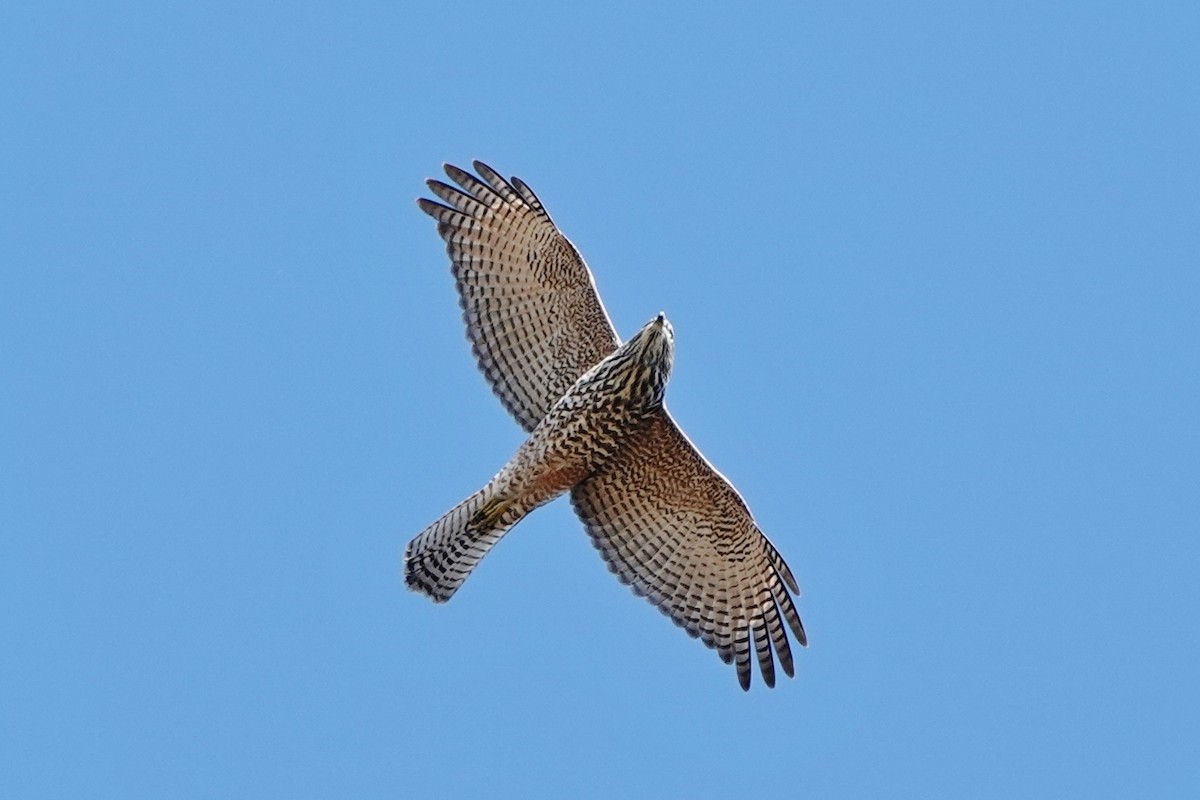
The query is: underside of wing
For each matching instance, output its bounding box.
[570,409,807,690]
[418,162,620,431]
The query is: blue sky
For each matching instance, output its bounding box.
[3,2,1198,797]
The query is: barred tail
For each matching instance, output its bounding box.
[403,486,522,602]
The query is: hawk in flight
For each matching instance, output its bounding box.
[405,162,807,689]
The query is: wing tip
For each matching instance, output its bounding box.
[415,196,451,218]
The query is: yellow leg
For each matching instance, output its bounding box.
[469,495,514,530]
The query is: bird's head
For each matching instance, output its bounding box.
[626,312,674,404]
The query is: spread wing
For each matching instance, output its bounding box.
[570,409,807,690]
[417,161,620,432]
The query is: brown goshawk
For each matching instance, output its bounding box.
[404,162,807,689]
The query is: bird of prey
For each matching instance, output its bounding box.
[405,161,806,689]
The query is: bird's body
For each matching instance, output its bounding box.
[405,162,806,689]
[406,316,674,601]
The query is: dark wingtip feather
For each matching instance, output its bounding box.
[415,197,452,219]
[443,162,471,183]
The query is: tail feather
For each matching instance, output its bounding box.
[404,486,522,602]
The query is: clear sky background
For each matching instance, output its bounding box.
[3,2,1198,797]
